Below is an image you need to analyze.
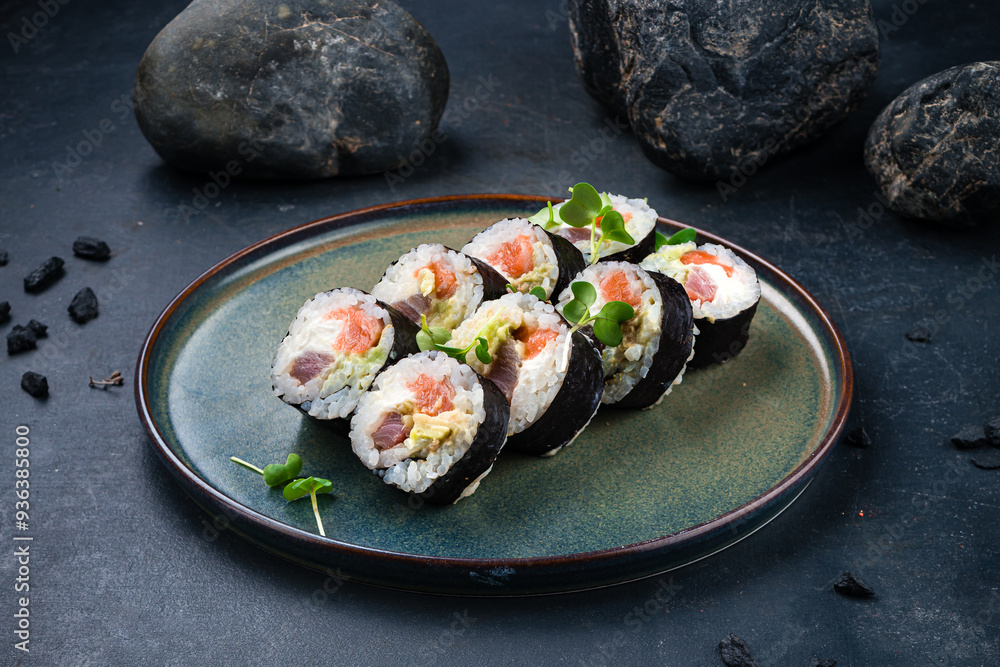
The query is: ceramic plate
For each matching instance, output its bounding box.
[136,195,852,595]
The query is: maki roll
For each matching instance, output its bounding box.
[350,351,509,504]
[446,292,604,456]
[462,218,585,300]
[271,288,419,429]
[641,241,760,368]
[372,244,508,330]
[557,262,695,409]
[544,192,657,264]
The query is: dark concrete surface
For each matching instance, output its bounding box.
[1,0,998,664]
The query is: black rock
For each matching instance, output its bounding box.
[7,325,37,355]
[72,236,112,261]
[68,287,99,324]
[971,450,1000,470]
[0,251,8,266]
[846,426,871,448]
[905,327,932,343]
[865,62,1000,227]
[568,0,879,181]
[807,660,836,667]
[0,301,9,325]
[951,425,989,449]
[24,256,65,293]
[133,0,449,180]
[20,372,48,399]
[718,634,759,667]
[27,319,47,338]
[833,571,875,598]
[985,416,1000,447]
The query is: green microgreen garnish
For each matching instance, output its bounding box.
[560,281,635,347]
[283,476,333,537]
[526,200,558,230]
[230,453,303,488]
[505,282,548,301]
[654,227,697,250]
[529,183,635,264]
[416,315,493,364]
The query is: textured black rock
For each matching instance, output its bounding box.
[986,416,1000,447]
[971,450,1000,470]
[21,371,49,398]
[72,236,111,261]
[24,256,65,293]
[7,325,37,355]
[134,0,449,180]
[846,426,871,448]
[68,287,99,324]
[905,326,931,343]
[833,571,875,598]
[718,633,759,667]
[951,425,989,449]
[0,301,9,325]
[807,659,837,667]
[865,62,1000,227]
[568,0,879,181]
[27,319,48,338]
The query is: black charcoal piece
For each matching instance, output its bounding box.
[985,416,1000,447]
[905,327,932,343]
[846,426,871,448]
[807,660,837,667]
[718,634,759,667]
[68,287,99,324]
[971,450,1000,470]
[951,425,989,449]
[72,236,112,261]
[26,319,47,338]
[833,571,875,598]
[24,256,65,293]
[0,301,10,325]
[7,325,37,355]
[20,371,48,398]
[0,251,8,266]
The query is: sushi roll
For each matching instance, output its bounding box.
[446,292,604,456]
[544,193,657,264]
[372,244,509,331]
[271,288,420,429]
[462,218,585,300]
[557,262,696,409]
[350,351,510,504]
[641,241,760,368]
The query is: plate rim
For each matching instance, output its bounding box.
[135,194,853,585]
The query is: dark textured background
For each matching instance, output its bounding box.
[1,0,998,664]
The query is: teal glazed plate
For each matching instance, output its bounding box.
[136,195,852,596]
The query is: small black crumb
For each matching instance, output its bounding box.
[26,319,47,338]
[833,571,875,598]
[971,450,1000,470]
[20,371,48,398]
[950,425,989,449]
[68,287,99,324]
[718,634,759,667]
[72,236,111,261]
[7,325,37,355]
[985,416,1000,448]
[807,660,836,667]
[0,251,8,266]
[24,256,65,293]
[905,327,932,343]
[0,301,10,325]
[846,426,871,448]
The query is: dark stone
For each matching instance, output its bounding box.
[0,301,9,325]
[24,256,65,293]
[568,0,880,181]
[846,426,871,448]
[133,0,449,180]
[951,425,989,449]
[718,633,759,667]
[68,287,99,324]
[7,325,37,355]
[0,251,7,266]
[807,660,836,667]
[20,371,48,398]
[985,416,1000,447]
[27,319,48,338]
[865,62,1000,227]
[971,450,1000,470]
[72,236,111,261]
[833,571,875,598]
[905,326,931,343]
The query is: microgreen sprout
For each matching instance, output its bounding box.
[560,281,635,347]
[528,183,635,263]
[654,227,697,250]
[230,453,303,487]
[416,314,493,364]
[526,200,558,230]
[283,476,333,537]
[505,282,548,301]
